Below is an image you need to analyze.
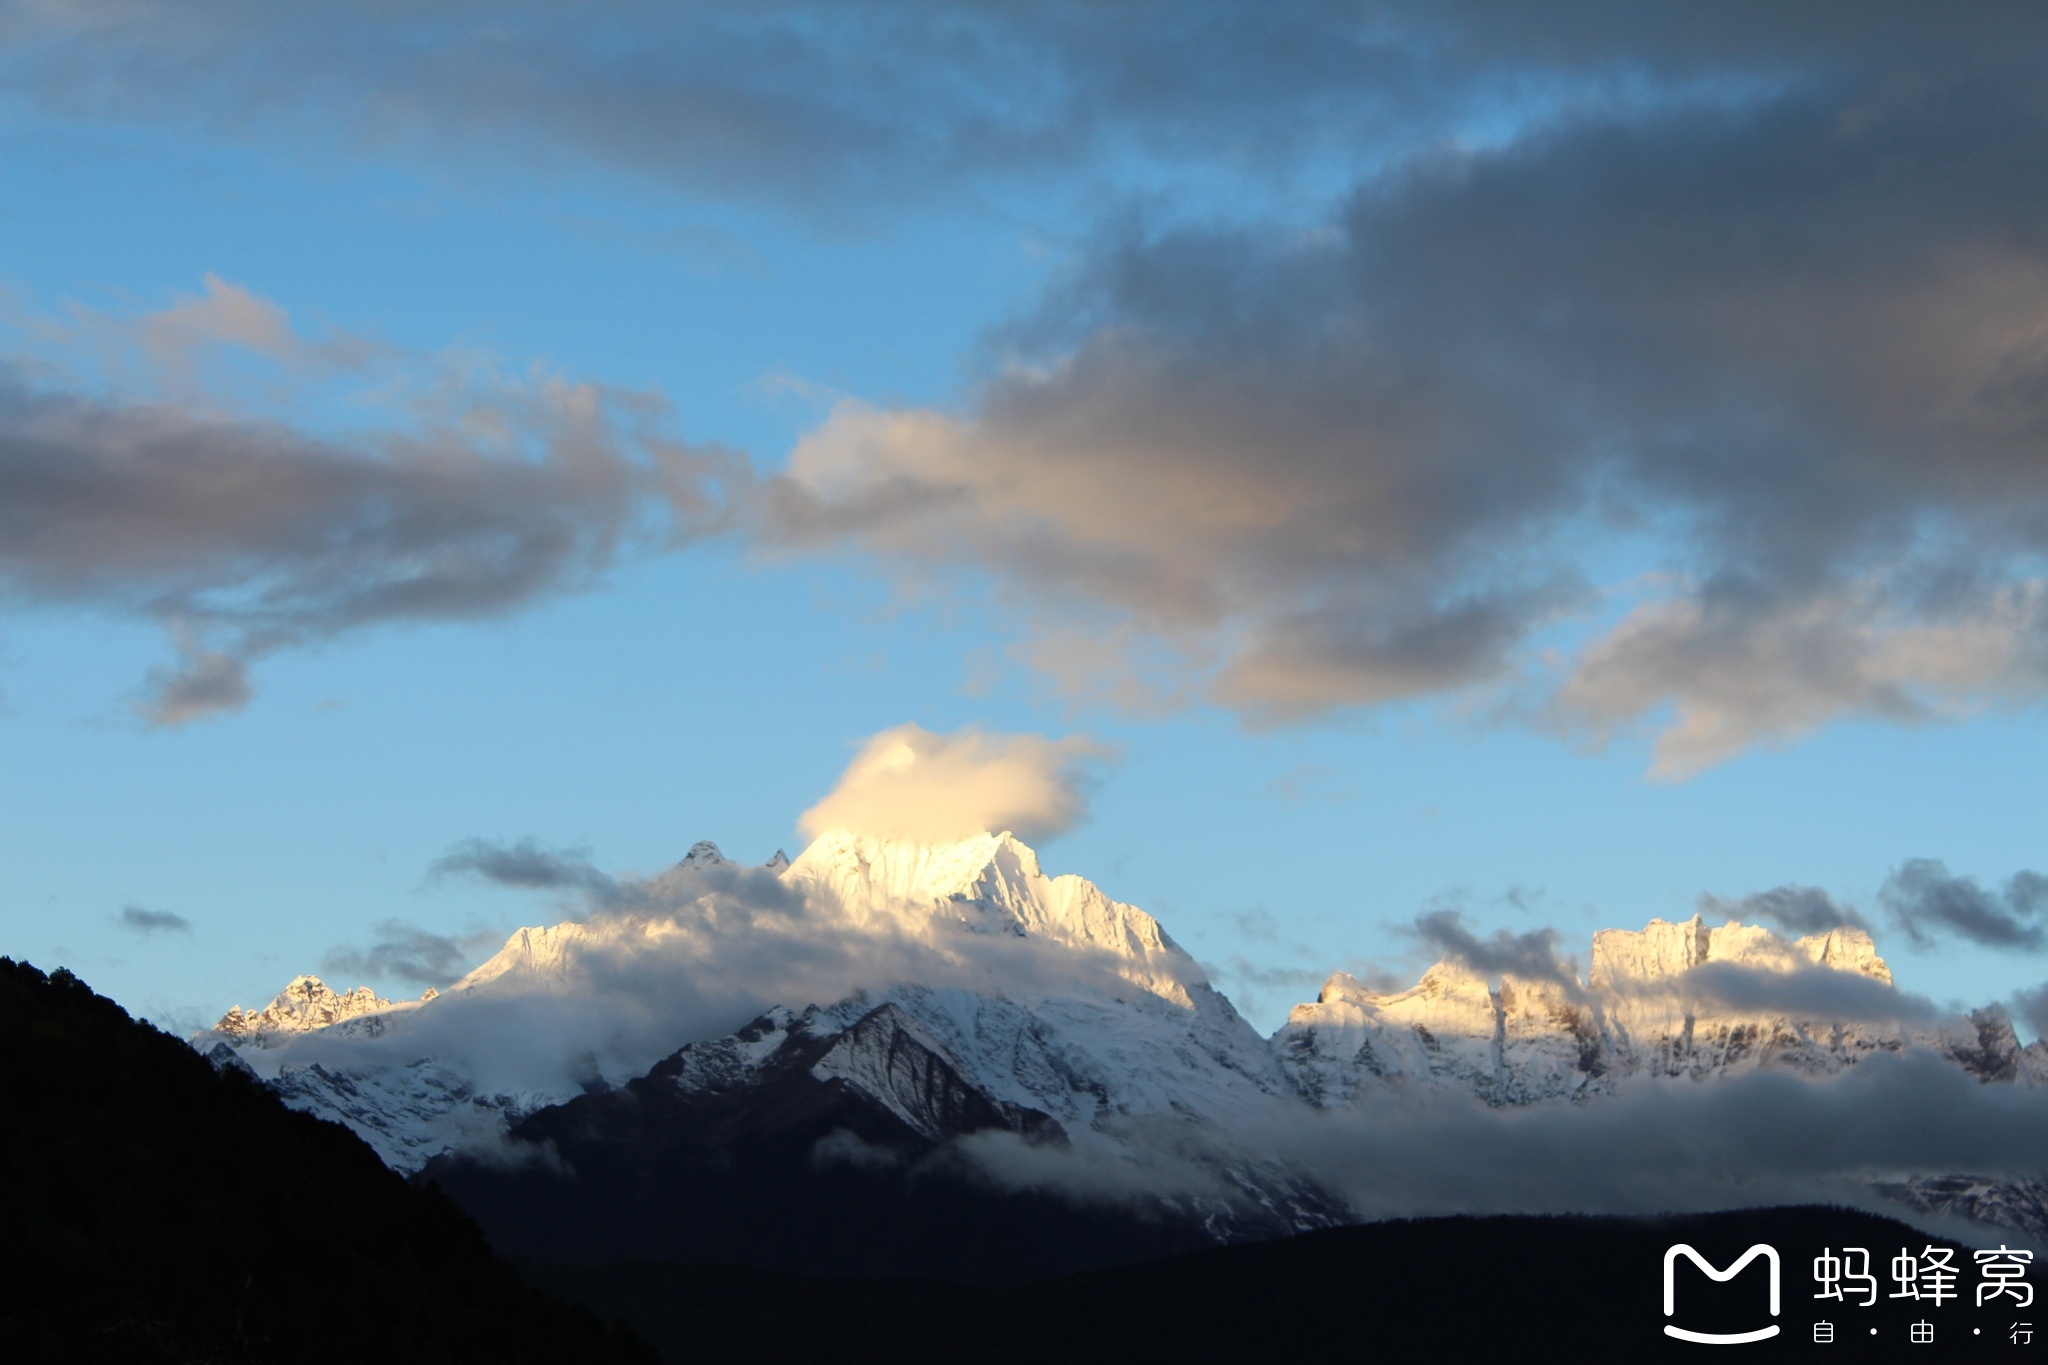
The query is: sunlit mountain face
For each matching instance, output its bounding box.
[198,828,2048,1280]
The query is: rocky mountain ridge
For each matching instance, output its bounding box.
[215,974,435,1045]
[200,831,2048,1245]
[1277,915,2044,1110]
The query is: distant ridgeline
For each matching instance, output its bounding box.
[10,954,2042,1363]
[196,831,2048,1282]
[0,958,651,1363]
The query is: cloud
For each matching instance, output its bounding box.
[1407,910,1583,995]
[1404,905,1931,1025]
[752,21,2048,772]
[1626,960,1941,1027]
[2014,983,2048,1041]
[962,1048,2048,1231]
[269,829,1196,1106]
[142,641,253,727]
[0,280,742,721]
[436,836,815,917]
[1557,584,2048,779]
[1881,860,2048,952]
[798,723,1111,844]
[14,8,2048,772]
[1281,1048,2048,1223]
[0,3,1513,222]
[430,839,624,904]
[116,905,191,935]
[10,3,2039,230]
[321,919,504,990]
[1262,763,1357,807]
[1699,885,1872,936]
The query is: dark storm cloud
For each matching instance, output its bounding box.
[116,905,192,935]
[1698,885,1873,937]
[1881,860,2048,952]
[0,335,741,723]
[321,919,500,989]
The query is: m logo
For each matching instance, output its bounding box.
[1663,1243,1782,1344]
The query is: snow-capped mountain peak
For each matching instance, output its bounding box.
[678,840,728,869]
[204,828,1287,1170]
[212,975,414,1047]
[1589,914,1892,989]
[1279,914,1974,1112]
[785,828,1204,1008]
[197,834,2048,1246]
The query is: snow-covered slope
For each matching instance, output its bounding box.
[200,831,1295,1175]
[778,830,1292,1125]
[1276,915,2028,1108]
[200,840,2048,1244]
[213,975,427,1045]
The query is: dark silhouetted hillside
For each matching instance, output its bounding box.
[0,958,652,1364]
[527,1205,2012,1365]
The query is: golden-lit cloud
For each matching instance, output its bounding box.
[799,723,1110,844]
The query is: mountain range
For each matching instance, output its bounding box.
[199,829,2048,1272]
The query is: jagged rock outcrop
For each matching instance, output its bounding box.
[1274,914,2028,1108]
[203,833,1299,1184]
[425,988,1341,1277]
[212,975,420,1046]
[199,843,2048,1248]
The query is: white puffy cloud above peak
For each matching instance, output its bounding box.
[798,723,1111,845]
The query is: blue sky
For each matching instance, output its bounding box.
[3,2,2046,1037]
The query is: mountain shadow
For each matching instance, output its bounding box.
[0,958,651,1364]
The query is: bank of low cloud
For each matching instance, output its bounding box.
[962,1049,2048,1235]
